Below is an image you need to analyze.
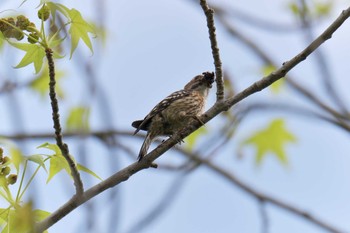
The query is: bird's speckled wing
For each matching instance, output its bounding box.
[132,90,191,134]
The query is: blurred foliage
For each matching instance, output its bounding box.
[261,64,284,94]
[30,64,65,99]
[0,2,95,73]
[0,202,50,233]
[288,0,333,19]
[66,106,90,132]
[185,127,208,151]
[36,142,101,183]
[240,119,297,165]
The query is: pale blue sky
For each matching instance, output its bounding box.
[1,0,350,233]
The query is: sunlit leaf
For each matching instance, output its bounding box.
[315,1,332,17]
[27,154,47,172]
[47,154,69,183]
[67,9,94,58]
[0,206,49,233]
[185,127,208,151]
[37,142,61,155]
[77,164,102,180]
[37,143,100,182]
[9,42,45,74]
[288,2,300,16]
[9,147,22,173]
[0,139,23,173]
[33,209,50,233]
[0,208,14,233]
[12,202,35,233]
[241,119,297,165]
[45,2,70,21]
[33,209,50,222]
[66,106,90,132]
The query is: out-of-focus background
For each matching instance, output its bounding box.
[1,0,350,233]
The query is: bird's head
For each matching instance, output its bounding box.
[184,72,215,94]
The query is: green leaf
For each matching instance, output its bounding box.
[77,164,102,180]
[47,154,69,183]
[0,33,4,49]
[9,42,45,74]
[44,3,95,58]
[45,2,70,21]
[67,9,94,58]
[29,65,65,99]
[66,106,90,132]
[241,119,297,165]
[33,209,50,233]
[27,155,47,172]
[0,206,50,233]
[261,64,284,94]
[0,139,23,173]
[37,143,100,182]
[36,143,68,183]
[37,142,61,155]
[184,127,208,151]
[288,2,300,16]
[9,147,23,173]
[315,1,332,17]
[33,209,50,222]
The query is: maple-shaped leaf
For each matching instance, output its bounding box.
[36,142,101,183]
[9,42,46,74]
[45,2,94,58]
[66,106,90,132]
[241,119,296,165]
[67,9,94,58]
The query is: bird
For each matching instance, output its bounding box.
[132,71,215,161]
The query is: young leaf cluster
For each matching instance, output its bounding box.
[0,2,95,73]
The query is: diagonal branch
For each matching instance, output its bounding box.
[200,0,224,101]
[35,6,350,232]
[45,48,84,196]
[215,12,349,122]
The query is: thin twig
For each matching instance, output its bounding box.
[298,0,349,115]
[45,48,84,196]
[258,199,269,233]
[200,0,224,101]
[216,14,350,122]
[219,7,350,112]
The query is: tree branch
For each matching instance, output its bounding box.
[34,6,350,232]
[200,0,224,101]
[45,48,84,196]
[215,13,350,122]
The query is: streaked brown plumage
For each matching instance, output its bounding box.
[132,71,215,161]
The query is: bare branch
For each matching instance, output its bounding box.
[45,48,84,196]
[200,0,224,101]
[216,13,349,122]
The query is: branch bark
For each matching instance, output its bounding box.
[45,48,84,196]
[200,0,224,101]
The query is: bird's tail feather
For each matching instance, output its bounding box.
[138,133,153,161]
